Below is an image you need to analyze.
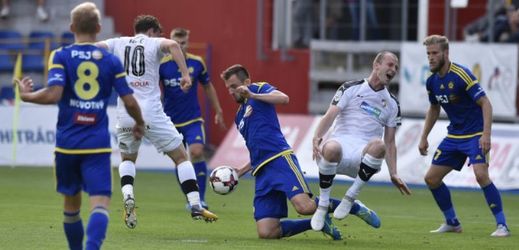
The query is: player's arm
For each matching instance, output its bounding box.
[160,39,191,92]
[476,95,493,153]
[384,126,411,195]
[120,94,145,139]
[237,86,289,105]
[95,41,108,50]
[202,82,226,129]
[312,105,340,160]
[418,104,440,156]
[235,162,252,178]
[16,76,63,104]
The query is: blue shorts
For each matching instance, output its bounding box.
[432,136,488,171]
[54,152,112,196]
[176,121,205,145]
[253,154,312,221]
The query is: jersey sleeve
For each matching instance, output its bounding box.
[103,38,116,53]
[331,84,352,110]
[425,76,438,105]
[198,58,210,85]
[47,49,66,87]
[387,95,402,127]
[110,55,133,97]
[253,82,275,94]
[464,70,486,102]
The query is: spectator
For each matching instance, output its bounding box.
[1,0,49,22]
[293,0,318,48]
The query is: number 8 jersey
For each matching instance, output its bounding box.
[47,44,133,152]
[104,34,166,126]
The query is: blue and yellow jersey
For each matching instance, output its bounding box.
[159,53,210,127]
[47,43,132,154]
[426,62,486,138]
[234,82,292,176]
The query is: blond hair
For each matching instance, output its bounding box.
[423,34,449,51]
[70,2,100,34]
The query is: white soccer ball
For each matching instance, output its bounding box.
[209,166,239,195]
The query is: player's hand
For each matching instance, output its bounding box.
[312,137,322,160]
[390,174,411,195]
[180,75,192,93]
[215,111,226,130]
[235,86,252,99]
[15,76,34,94]
[132,123,145,140]
[418,138,428,156]
[479,133,491,154]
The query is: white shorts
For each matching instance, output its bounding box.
[116,112,183,154]
[323,135,368,178]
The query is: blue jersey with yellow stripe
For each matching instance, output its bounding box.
[160,53,210,127]
[47,43,132,153]
[426,62,486,137]
[234,82,292,176]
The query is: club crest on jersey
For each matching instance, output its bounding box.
[448,81,454,89]
[244,105,253,117]
[360,101,381,118]
[332,88,344,105]
[381,99,387,107]
[92,50,103,60]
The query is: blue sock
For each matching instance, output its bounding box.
[482,182,507,226]
[430,183,459,226]
[85,206,109,250]
[63,211,83,250]
[280,219,312,237]
[193,161,207,201]
[315,197,359,214]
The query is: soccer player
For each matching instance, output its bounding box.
[221,64,380,240]
[96,15,218,228]
[16,2,145,249]
[160,27,226,209]
[419,34,510,237]
[310,51,412,231]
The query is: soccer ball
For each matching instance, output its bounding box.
[209,166,239,195]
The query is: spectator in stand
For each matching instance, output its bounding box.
[1,0,49,22]
[463,1,519,42]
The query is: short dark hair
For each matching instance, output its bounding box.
[221,64,250,82]
[170,27,190,39]
[134,15,162,34]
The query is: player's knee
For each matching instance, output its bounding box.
[189,147,204,161]
[365,140,385,158]
[424,174,441,188]
[474,171,490,186]
[321,141,342,162]
[293,198,316,215]
[257,227,280,239]
[358,163,378,181]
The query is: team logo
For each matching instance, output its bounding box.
[360,101,381,118]
[440,84,445,89]
[381,99,387,107]
[331,88,344,105]
[189,67,194,73]
[244,105,253,117]
[92,50,103,60]
[448,81,454,89]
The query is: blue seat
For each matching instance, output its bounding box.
[0,86,14,101]
[0,30,24,51]
[27,31,58,50]
[61,31,74,46]
[22,31,57,72]
[0,50,14,72]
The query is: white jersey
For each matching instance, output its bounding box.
[330,79,401,142]
[104,34,166,126]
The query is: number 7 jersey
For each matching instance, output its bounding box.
[47,43,133,152]
[104,34,166,124]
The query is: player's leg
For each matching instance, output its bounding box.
[426,138,464,233]
[334,139,384,220]
[182,122,209,208]
[55,152,84,250]
[116,127,141,229]
[467,137,510,237]
[311,140,341,230]
[82,153,112,249]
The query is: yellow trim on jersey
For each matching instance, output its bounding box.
[201,122,206,143]
[446,132,483,139]
[284,154,310,193]
[451,64,479,90]
[55,147,112,154]
[252,149,294,176]
[186,53,208,74]
[160,54,172,64]
[253,82,267,92]
[175,117,204,127]
[115,72,126,78]
[48,48,64,70]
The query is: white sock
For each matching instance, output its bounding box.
[177,161,200,207]
[318,187,331,207]
[119,160,136,200]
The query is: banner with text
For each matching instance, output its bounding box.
[400,42,518,118]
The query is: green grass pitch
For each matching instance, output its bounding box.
[0,167,517,249]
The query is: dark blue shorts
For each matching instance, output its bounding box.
[253,154,312,221]
[432,136,488,171]
[54,152,112,196]
[177,121,205,145]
